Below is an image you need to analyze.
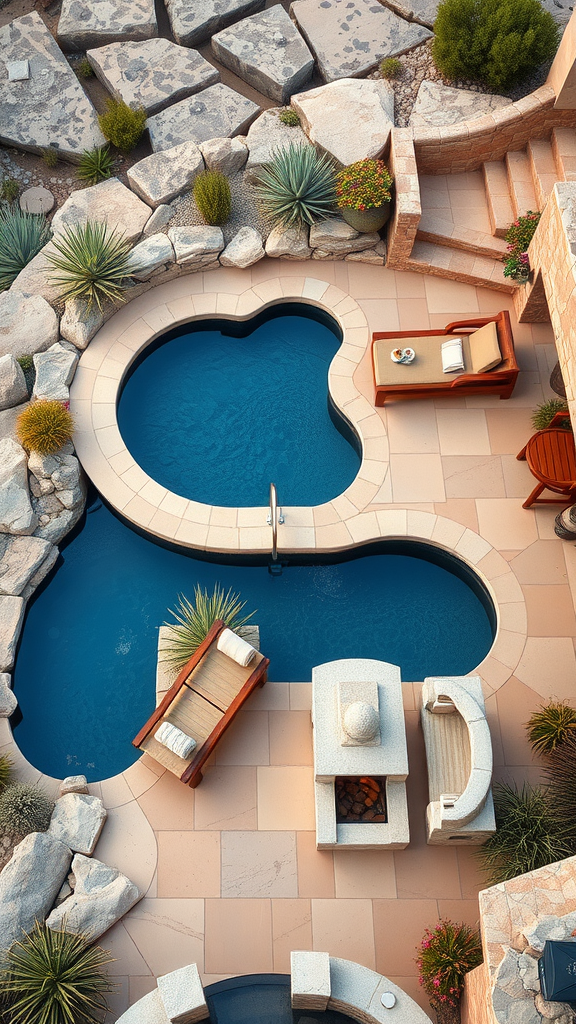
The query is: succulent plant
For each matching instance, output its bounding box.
[0,207,51,292]
[193,170,232,226]
[163,584,256,667]
[279,108,300,127]
[0,783,54,840]
[77,147,114,186]
[98,99,146,153]
[255,143,337,228]
[17,400,74,455]
[45,219,133,311]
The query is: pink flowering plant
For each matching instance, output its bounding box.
[502,211,540,280]
[336,159,393,211]
[415,920,482,1012]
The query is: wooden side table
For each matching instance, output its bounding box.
[517,427,576,509]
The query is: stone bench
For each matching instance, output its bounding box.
[420,675,495,845]
[115,963,208,1024]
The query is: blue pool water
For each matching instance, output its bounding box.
[117,306,361,507]
[12,498,494,782]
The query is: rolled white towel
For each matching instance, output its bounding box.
[156,721,197,759]
[441,337,465,374]
[217,627,256,667]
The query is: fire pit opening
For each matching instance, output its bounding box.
[335,776,387,823]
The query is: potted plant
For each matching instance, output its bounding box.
[336,158,393,233]
[502,211,540,283]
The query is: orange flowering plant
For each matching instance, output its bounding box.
[336,158,393,212]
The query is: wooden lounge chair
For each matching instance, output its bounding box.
[133,619,269,788]
[371,310,518,406]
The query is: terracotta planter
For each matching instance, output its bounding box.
[340,202,392,233]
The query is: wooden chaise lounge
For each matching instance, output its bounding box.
[133,619,269,788]
[371,310,518,406]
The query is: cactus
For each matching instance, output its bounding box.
[0,784,54,840]
[193,171,232,226]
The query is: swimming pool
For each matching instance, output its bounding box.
[116,305,361,508]
[12,497,495,782]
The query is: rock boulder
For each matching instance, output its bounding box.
[143,205,173,236]
[0,534,55,596]
[0,674,17,717]
[51,178,152,245]
[33,343,79,402]
[409,79,511,129]
[292,78,394,165]
[168,226,224,266]
[244,108,311,182]
[265,222,311,260]
[0,355,28,412]
[0,832,72,952]
[59,775,89,796]
[0,291,59,360]
[48,793,107,855]
[46,853,141,941]
[199,136,248,174]
[128,234,175,280]
[0,438,37,536]
[220,226,264,268]
[57,0,158,51]
[0,596,25,672]
[165,0,265,46]
[128,141,205,207]
[310,217,380,254]
[147,83,260,152]
[60,298,106,350]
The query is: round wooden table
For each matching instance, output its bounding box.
[517,428,576,509]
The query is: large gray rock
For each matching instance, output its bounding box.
[199,136,248,174]
[165,0,265,46]
[57,0,158,51]
[8,244,63,307]
[147,83,260,152]
[0,534,55,596]
[211,6,314,104]
[0,438,37,536]
[310,216,380,253]
[127,141,205,207]
[492,948,540,1024]
[46,853,141,941]
[292,78,394,165]
[524,910,576,954]
[0,291,59,360]
[51,454,83,493]
[87,38,219,115]
[33,343,79,402]
[60,298,106,350]
[0,355,28,412]
[244,107,311,182]
[60,775,89,796]
[48,794,107,855]
[384,0,439,29]
[0,674,17,717]
[0,12,105,162]
[265,222,311,259]
[0,596,25,671]
[220,226,264,268]
[409,79,512,129]
[128,234,175,280]
[290,0,432,82]
[168,225,224,266]
[0,832,72,952]
[34,506,84,545]
[143,205,173,236]
[51,178,152,245]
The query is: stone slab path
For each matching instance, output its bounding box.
[57,0,158,51]
[147,82,260,151]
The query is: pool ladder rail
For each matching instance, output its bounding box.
[267,482,284,564]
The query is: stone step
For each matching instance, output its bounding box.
[551,127,576,181]
[405,240,515,293]
[416,211,508,259]
[482,160,515,238]
[527,138,557,210]
[506,149,538,218]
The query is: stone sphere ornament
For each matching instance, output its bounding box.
[343,701,379,743]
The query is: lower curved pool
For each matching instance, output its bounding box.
[12,497,494,782]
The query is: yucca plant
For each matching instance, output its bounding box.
[477,782,572,884]
[255,143,337,228]
[163,584,256,667]
[17,401,74,456]
[526,701,576,756]
[531,398,570,431]
[0,207,51,292]
[544,732,576,850]
[77,147,114,186]
[193,170,232,226]
[415,920,482,1012]
[0,755,13,794]
[0,783,53,839]
[45,220,132,311]
[98,99,146,152]
[0,924,114,1024]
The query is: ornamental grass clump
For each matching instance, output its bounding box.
[45,220,133,311]
[544,732,576,851]
[0,755,13,794]
[502,211,540,280]
[163,584,256,667]
[531,398,570,431]
[336,158,393,212]
[0,178,19,203]
[0,924,114,1024]
[17,400,74,455]
[98,99,146,153]
[0,207,51,292]
[77,147,114,186]
[416,920,482,1017]
[527,701,576,755]
[279,108,300,127]
[379,57,402,78]
[193,170,232,226]
[0,783,53,840]
[255,143,337,228]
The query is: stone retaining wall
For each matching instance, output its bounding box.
[386,128,421,267]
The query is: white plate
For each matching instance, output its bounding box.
[391,347,415,364]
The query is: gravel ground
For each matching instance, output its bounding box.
[168,169,273,244]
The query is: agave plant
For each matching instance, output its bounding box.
[544,732,576,849]
[526,700,576,756]
[255,143,337,228]
[77,147,114,186]
[0,924,114,1024]
[0,207,51,292]
[45,220,133,311]
[163,584,256,667]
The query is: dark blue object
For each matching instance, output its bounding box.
[205,974,357,1024]
[539,941,576,1003]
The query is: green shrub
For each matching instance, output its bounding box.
[17,355,35,394]
[415,920,483,1012]
[0,755,13,794]
[0,924,114,1024]
[432,0,559,91]
[193,170,232,226]
[77,57,94,78]
[531,398,571,431]
[0,178,20,203]
[98,99,146,152]
[527,701,576,755]
[0,783,53,839]
[42,146,59,168]
[77,147,114,186]
[46,219,133,311]
[0,207,51,292]
[17,400,74,455]
[255,143,337,228]
[505,211,541,252]
[379,57,402,78]
[544,732,576,849]
[477,782,572,884]
[163,584,256,667]
[279,108,301,127]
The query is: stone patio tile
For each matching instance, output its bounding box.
[433,499,478,532]
[257,767,315,830]
[269,711,313,766]
[311,899,375,968]
[272,899,312,972]
[515,637,576,701]
[510,541,568,585]
[346,264,397,299]
[221,831,297,897]
[356,298,399,334]
[297,831,335,897]
[204,899,273,974]
[138,769,195,830]
[523,584,576,636]
[390,454,445,503]
[124,760,161,799]
[397,298,431,332]
[457,847,491,901]
[500,454,537,498]
[437,900,482,929]
[106,979,130,1020]
[214,710,270,765]
[436,409,490,456]
[394,271,426,298]
[195,766,257,830]
[443,456,505,499]
[245,682,289,711]
[101,921,153,976]
[157,831,220,897]
[290,683,312,711]
[476,498,538,550]
[495,677,540,767]
[94,799,157,894]
[535,506,562,541]
[333,850,396,899]
[123,898,205,976]
[394,844,461,901]
[423,278,479,315]
[387,401,439,455]
[130,977,157,1003]
[373,899,438,976]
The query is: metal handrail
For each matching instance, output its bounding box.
[267,482,284,561]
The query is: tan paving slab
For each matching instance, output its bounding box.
[157,830,220,897]
[205,899,273,974]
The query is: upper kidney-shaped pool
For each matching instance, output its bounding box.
[117,304,361,508]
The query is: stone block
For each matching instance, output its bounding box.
[165,0,265,47]
[244,107,311,182]
[0,290,59,359]
[309,217,380,255]
[46,853,141,940]
[147,83,260,152]
[0,438,37,537]
[60,298,106,350]
[128,141,204,207]
[143,205,173,236]
[0,534,55,596]
[0,832,72,953]
[220,226,264,268]
[59,775,89,796]
[291,950,331,1010]
[51,178,152,245]
[0,674,17,717]
[157,964,209,1024]
[409,80,512,130]
[0,596,25,672]
[265,222,311,259]
[33,342,79,402]
[48,793,107,855]
[116,990,170,1024]
[168,226,224,265]
[57,0,157,51]
[0,354,28,411]
[128,234,175,280]
[292,78,394,165]
[199,136,248,174]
